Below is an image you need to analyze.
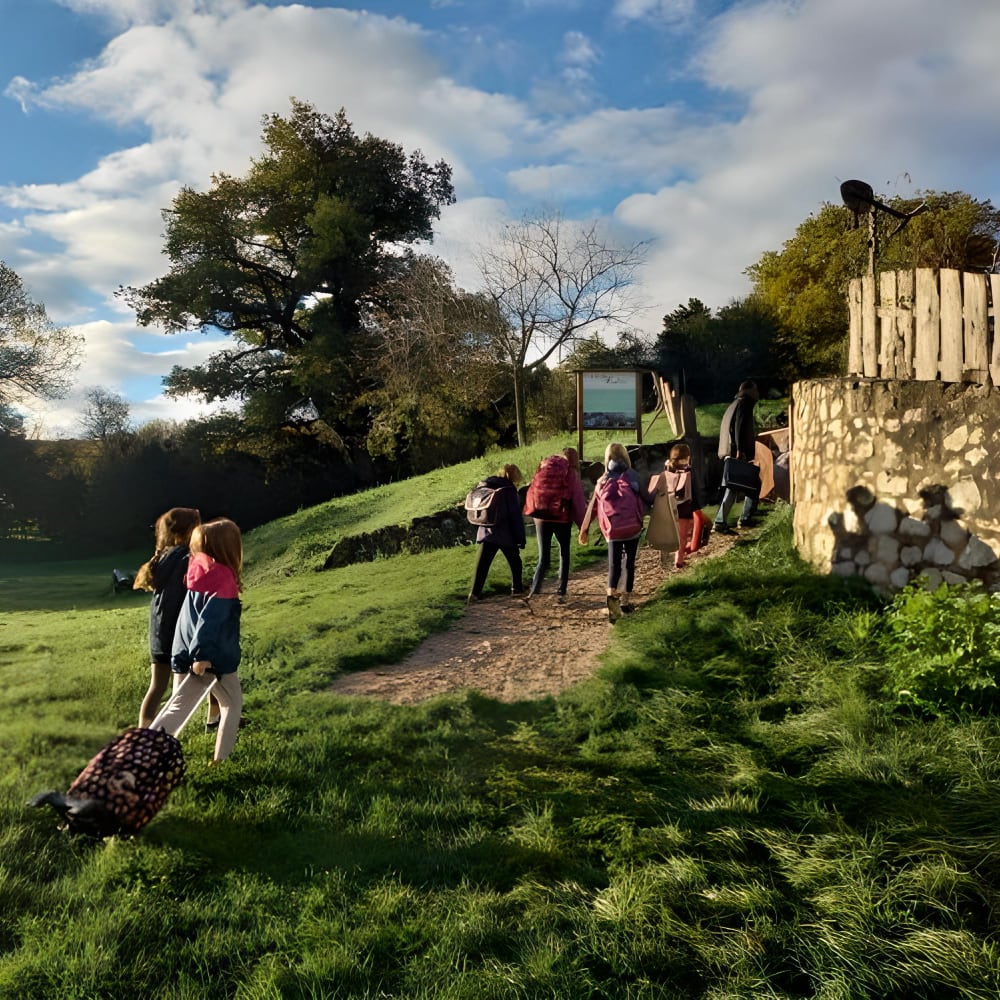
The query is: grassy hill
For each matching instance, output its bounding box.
[2,431,1000,998]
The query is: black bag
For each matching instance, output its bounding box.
[721,457,761,499]
[465,483,502,526]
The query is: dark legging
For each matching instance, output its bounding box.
[471,541,523,596]
[608,537,641,592]
[530,520,572,595]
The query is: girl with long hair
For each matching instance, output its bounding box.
[154,518,244,763]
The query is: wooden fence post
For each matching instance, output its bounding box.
[898,269,914,379]
[963,271,989,381]
[914,268,940,380]
[848,278,863,375]
[939,268,963,382]
[991,274,1000,387]
[879,270,903,378]
[862,274,878,377]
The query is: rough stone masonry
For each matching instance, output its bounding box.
[791,378,1000,593]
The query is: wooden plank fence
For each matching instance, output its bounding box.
[847,267,1000,384]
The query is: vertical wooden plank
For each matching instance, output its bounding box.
[788,392,796,505]
[991,274,1000,386]
[879,270,899,378]
[847,278,863,375]
[963,271,989,380]
[658,375,678,438]
[939,268,963,382]
[862,273,878,377]
[914,268,940,380]
[897,269,915,379]
[635,371,643,444]
[679,394,698,438]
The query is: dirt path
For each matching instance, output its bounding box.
[331,531,738,705]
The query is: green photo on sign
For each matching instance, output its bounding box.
[581,371,638,429]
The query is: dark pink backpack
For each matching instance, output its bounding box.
[524,455,572,521]
[596,475,645,540]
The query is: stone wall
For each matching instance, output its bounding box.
[791,378,1000,591]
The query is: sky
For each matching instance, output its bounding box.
[2,0,999,436]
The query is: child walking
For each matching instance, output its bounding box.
[525,447,588,601]
[154,518,244,763]
[661,443,697,570]
[468,464,526,601]
[132,507,218,730]
[579,443,654,622]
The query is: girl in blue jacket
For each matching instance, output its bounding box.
[132,507,222,729]
[154,518,244,763]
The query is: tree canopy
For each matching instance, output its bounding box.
[122,100,455,457]
[655,298,781,402]
[360,255,509,466]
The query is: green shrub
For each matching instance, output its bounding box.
[879,580,1000,716]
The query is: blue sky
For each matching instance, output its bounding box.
[2,0,999,435]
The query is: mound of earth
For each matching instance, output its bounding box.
[330,529,740,705]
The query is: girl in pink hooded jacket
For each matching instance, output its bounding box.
[155,518,244,763]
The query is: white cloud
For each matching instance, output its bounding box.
[20,318,229,437]
[3,2,538,427]
[54,0,245,30]
[5,0,1000,431]
[562,30,599,68]
[612,0,695,24]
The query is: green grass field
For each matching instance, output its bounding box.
[2,431,999,998]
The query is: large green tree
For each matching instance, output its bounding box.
[746,189,1000,377]
[653,298,780,402]
[122,100,455,458]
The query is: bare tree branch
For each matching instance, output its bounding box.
[475,211,648,444]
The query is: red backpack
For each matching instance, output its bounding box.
[524,455,572,522]
[596,475,646,540]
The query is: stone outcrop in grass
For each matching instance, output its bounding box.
[323,509,472,569]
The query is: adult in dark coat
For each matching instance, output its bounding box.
[715,379,760,533]
[468,464,526,600]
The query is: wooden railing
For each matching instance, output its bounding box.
[847,268,1000,383]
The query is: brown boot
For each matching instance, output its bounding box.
[606,592,622,623]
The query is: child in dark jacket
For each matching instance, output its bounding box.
[154,518,244,763]
[468,464,526,601]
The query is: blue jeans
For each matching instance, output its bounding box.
[607,537,641,593]
[530,520,572,595]
[716,488,756,527]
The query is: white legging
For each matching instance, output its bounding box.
[153,672,243,762]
